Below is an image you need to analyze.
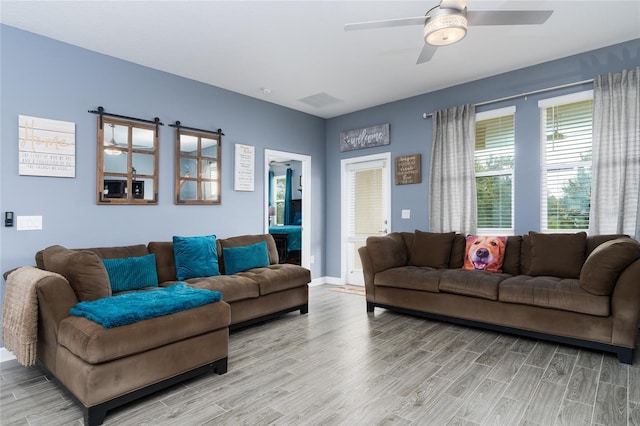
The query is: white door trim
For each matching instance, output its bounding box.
[264,149,311,270]
[340,152,391,284]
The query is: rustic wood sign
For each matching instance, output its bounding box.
[395,154,422,185]
[340,123,390,152]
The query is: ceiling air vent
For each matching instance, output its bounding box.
[298,92,343,108]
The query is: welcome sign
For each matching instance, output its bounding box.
[340,123,390,152]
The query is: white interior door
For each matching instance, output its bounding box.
[341,153,391,285]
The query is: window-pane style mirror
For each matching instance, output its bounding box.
[175,129,221,204]
[97,117,158,204]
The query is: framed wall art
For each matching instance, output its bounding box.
[19,115,76,177]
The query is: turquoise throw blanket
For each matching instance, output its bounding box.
[70,283,221,328]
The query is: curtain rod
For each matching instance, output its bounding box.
[422,78,594,119]
[169,121,224,136]
[89,106,164,136]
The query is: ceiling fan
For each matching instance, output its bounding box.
[344,0,553,64]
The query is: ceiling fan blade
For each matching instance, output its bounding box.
[440,0,467,11]
[416,44,438,64]
[344,16,427,31]
[467,10,553,26]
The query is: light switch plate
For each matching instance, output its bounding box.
[401,209,411,219]
[17,215,43,231]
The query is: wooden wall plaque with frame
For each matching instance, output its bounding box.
[395,154,422,185]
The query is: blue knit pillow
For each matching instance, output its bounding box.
[173,235,220,280]
[223,240,270,275]
[102,254,159,292]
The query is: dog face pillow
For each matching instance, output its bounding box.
[463,235,507,273]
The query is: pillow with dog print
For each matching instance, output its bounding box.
[463,235,508,273]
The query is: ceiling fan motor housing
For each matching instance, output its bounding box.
[424,7,468,46]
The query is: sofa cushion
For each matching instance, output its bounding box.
[439,269,510,301]
[87,244,149,259]
[222,240,270,275]
[58,299,230,364]
[448,234,466,268]
[237,264,311,296]
[501,236,522,275]
[520,234,532,275]
[374,266,440,292]
[147,241,177,283]
[580,238,640,296]
[172,235,220,281]
[218,234,279,273]
[463,235,507,273]
[42,245,111,301]
[102,254,159,292]
[366,233,408,273]
[499,275,609,316]
[176,275,260,302]
[586,234,628,256]
[408,231,455,269]
[528,231,587,278]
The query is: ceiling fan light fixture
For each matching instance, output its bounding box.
[424,9,467,46]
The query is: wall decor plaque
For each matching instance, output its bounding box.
[19,115,76,177]
[395,154,422,185]
[340,123,390,152]
[234,144,255,191]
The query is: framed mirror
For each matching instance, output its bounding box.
[175,128,221,204]
[96,117,158,204]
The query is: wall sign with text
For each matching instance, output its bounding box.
[234,144,255,191]
[19,115,76,178]
[395,154,422,185]
[340,123,390,152]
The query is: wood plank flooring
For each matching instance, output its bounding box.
[1,284,639,425]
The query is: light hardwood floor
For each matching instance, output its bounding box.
[1,284,639,425]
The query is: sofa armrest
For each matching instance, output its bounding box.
[358,246,375,303]
[36,274,78,373]
[610,258,640,348]
[363,233,409,274]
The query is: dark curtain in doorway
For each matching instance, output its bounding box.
[284,168,293,225]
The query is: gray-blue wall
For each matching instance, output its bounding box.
[0,25,327,284]
[1,23,639,290]
[324,39,640,277]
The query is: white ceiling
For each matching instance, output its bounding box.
[1,1,639,119]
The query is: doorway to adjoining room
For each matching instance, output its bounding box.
[264,149,311,269]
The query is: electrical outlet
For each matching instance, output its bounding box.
[401,209,411,219]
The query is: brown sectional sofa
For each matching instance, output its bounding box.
[14,233,310,425]
[359,231,640,363]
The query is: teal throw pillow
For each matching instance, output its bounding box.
[223,240,270,275]
[102,254,159,292]
[173,235,220,280]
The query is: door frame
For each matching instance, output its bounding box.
[264,149,312,270]
[340,152,391,284]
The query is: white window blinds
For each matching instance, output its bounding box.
[348,165,384,238]
[475,107,515,233]
[539,91,593,231]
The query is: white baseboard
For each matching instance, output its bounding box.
[1,347,16,363]
[310,276,343,286]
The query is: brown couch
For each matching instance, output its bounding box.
[359,231,640,364]
[18,233,310,425]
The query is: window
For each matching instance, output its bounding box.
[273,175,286,225]
[539,91,593,231]
[475,107,515,233]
